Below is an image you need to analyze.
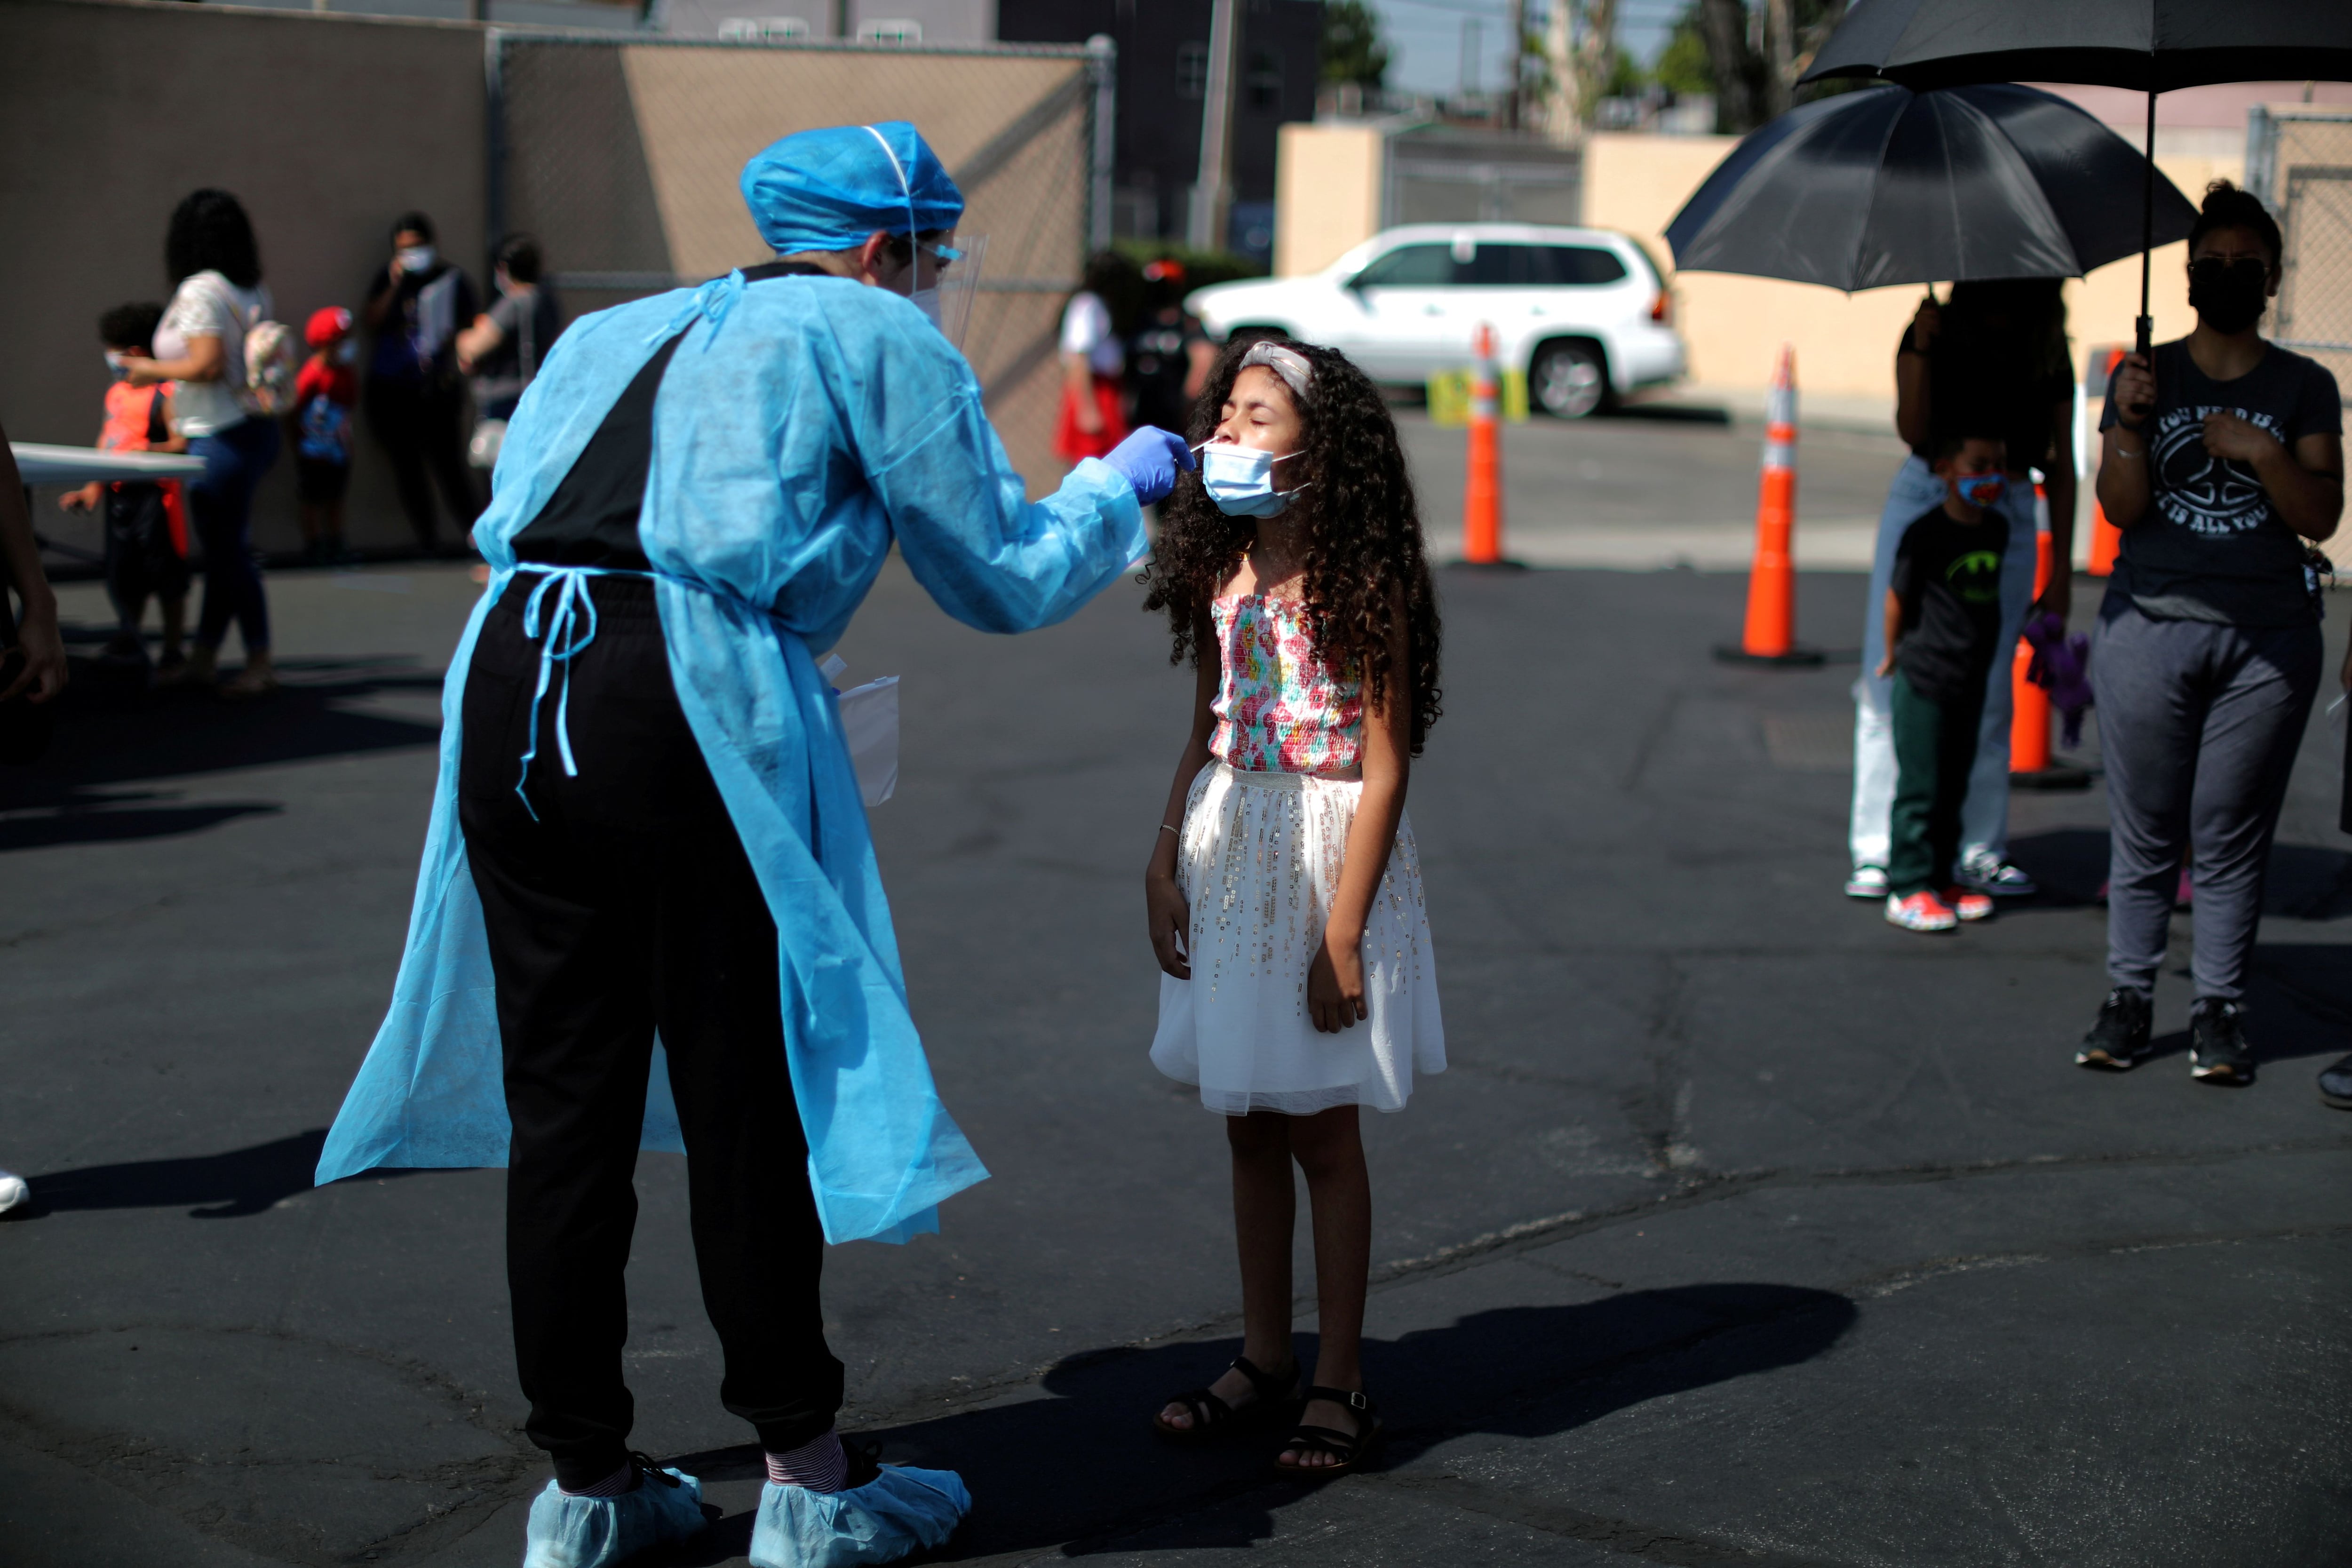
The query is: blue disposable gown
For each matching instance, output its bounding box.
[315,271,1148,1243]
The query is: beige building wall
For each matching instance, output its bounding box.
[0,0,488,557]
[499,37,1089,492]
[1273,123,1384,279]
[1582,132,2241,403]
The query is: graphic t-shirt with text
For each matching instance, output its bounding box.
[2099,340,2342,626]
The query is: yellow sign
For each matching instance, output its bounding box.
[1425,370,1529,426]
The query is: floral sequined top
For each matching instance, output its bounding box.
[1209,593,1364,774]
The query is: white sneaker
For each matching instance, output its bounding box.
[0,1170,28,1214]
[1957,854,2038,897]
[1844,865,1889,899]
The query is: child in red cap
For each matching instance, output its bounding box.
[291,306,358,564]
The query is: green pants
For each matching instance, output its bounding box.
[1889,668,1987,897]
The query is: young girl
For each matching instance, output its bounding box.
[1142,338,1445,1478]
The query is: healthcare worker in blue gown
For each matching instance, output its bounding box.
[313,122,1193,1568]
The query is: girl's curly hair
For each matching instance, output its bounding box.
[1142,337,1442,752]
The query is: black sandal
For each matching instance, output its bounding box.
[1273,1386,1382,1479]
[1152,1354,1300,1443]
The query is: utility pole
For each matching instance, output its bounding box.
[1187,0,1240,252]
[1766,0,1795,118]
[1545,0,1577,144]
[1504,0,1526,130]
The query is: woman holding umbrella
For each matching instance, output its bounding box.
[2073,183,2344,1085]
[1847,279,2075,906]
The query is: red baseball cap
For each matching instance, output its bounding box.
[305,306,353,348]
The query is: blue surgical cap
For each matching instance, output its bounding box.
[740,122,966,255]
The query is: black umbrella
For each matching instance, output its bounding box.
[1664,82,2198,291]
[1801,0,2352,352]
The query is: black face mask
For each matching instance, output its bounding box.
[2188,256,2271,334]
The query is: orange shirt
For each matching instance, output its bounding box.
[99,381,168,454]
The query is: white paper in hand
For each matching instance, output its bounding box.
[838,676,899,806]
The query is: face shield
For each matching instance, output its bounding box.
[862,124,986,351]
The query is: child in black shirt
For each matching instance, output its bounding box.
[1878,432,2010,931]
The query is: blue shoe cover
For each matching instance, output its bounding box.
[748,1466,971,1568]
[521,1467,707,1568]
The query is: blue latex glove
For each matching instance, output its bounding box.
[1102,426,1196,506]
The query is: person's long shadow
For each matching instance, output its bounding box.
[664,1282,1854,1562]
[11,1128,416,1220]
[0,648,445,818]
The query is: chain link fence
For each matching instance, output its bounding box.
[2249,107,2352,394]
[490,33,1102,482]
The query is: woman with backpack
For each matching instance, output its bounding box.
[123,188,283,697]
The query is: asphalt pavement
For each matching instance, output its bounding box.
[1399,403,1913,572]
[3,416,2350,1566]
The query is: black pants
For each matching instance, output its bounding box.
[103,483,188,634]
[366,377,479,549]
[1888,667,1986,897]
[457,573,842,1488]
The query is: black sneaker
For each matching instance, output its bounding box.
[2189,1000,2255,1085]
[2075,988,2153,1070]
[2317,1054,2352,1110]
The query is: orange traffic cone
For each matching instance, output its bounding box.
[1459,323,1521,570]
[2086,348,2125,577]
[2010,495,2090,790]
[1716,346,1821,666]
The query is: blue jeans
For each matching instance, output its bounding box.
[188,417,279,654]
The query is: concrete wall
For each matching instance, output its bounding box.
[0,0,488,557]
[1273,123,1383,278]
[1582,131,2241,402]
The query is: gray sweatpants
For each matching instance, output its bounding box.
[2092,600,2321,1001]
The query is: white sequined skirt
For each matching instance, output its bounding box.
[1151,761,1445,1115]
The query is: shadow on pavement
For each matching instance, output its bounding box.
[662,1282,1854,1561]
[0,799,282,851]
[0,653,444,814]
[2009,828,2352,921]
[2249,947,2352,1065]
[17,1129,417,1219]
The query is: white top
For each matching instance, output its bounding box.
[155,271,272,437]
[1059,291,1123,377]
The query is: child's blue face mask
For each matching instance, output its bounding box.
[1954,471,2006,508]
[1200,443,1306,518]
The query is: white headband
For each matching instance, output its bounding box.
[1239,341,1313,399]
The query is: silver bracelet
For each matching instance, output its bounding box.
[1158,823,1180,836]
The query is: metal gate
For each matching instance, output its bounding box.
[487,32,1109,479]
[2248,106,2352,393]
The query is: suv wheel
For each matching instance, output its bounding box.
[1532,341,1608,419]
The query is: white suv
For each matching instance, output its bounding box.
[1187,224,1685,419]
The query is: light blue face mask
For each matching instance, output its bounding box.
[1200,443,1306,518]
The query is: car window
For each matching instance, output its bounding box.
[1351,245,1454,288]
[1457,245,1541,285]
[1420,242,1632,286]
[1539,246,1629,285]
